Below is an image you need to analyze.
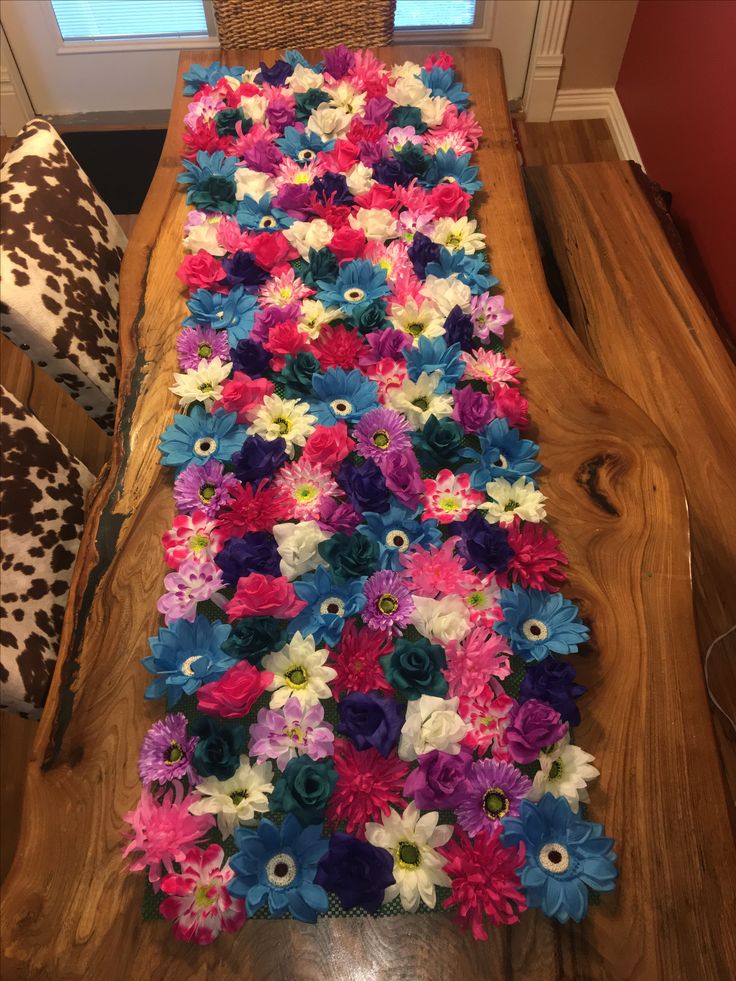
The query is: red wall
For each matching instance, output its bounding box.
[616,0,736,333]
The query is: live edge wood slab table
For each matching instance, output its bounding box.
[2,48,734,981]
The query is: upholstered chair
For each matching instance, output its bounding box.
[0,119,127,435]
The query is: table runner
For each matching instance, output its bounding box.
[122,46,616,945]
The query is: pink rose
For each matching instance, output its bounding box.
[329,226,367,261]
[249,231,298,270]
[428,182,471,219]
[176,249,227,291]
[196,661,274,719]
[423,51,455,70]
[301,422,355,470]
[225,573,306,621]
[492,384,530,429]
[215,372,275,423]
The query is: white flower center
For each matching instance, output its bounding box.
[539,842,570,874]
[343,287,366,303]
[265,852,298,888]
[385,529,410,552]
[180,655,203,677]
[330,398,353,417]
[522,618,549,641]
[320,596,345,617]
[193,436,218,458]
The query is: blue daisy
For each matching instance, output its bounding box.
[316,259,390,312]
[290,567,366,646]
[228,815,329,923]
[501,795,617,923]
[421,149,483,194]
[183,286,258,346]
[358,504,442,571]
[309,368,379,427]
[495,584,589,663]
[182,61,244,95]
[142,615,234,708]
[176,150,238,214]
[425,248,499,293]
[158,405,246,472]
[235,193,290,232]
[403,336,464,393]
[463,418,542,488]
[276,125,334,162]
[420,66,470,109]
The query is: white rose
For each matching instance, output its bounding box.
[272,521,329,580]
[346,162,375,196]
[306,105,352,140]
[387,75,430,107]
[420,273,472,316]
[235,167,276,201]
[327,81,367,117]
[349,208,399,241]
[418,95,450,127]
[399,696,469,761]
[183,218,226,256]
[411,595,471,646]
[239,94,268,123]
[285,64,325,93]
[390,60,423,82]
[283,218,333,259]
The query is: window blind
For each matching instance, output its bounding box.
[50,0,209,41]
[394,0,477,29]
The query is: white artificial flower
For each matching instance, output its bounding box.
[346,162,375,196]
[418,95,451,127]
[248,394,316,457]
[348,208,399,241]
[327,81,367,117]
[480,476,547,525]
[386,371,454,430]
[272,521,329,580]
[183,217,226,256]
[432,217,486,255]
[387,75,429,107]
[420,273,472,316]
[410,595,472,646]
[297,299,343,339]
[235,167,276,201]
[283,218,333,259]
[388,297,445,346]
[170,357,231,410]
[389,60,423,82]
[285,64,324,93]
[262,631,336,709]
[365,802,452,912]
[239,94,268,122]
[306,105,352,140]
[398,695,469,761]
[528,735,600,812]
[189,756,274,838]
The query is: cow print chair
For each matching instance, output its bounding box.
[0,386,94,718]
[0,118,127,435]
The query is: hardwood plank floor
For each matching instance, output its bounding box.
[515,117,619,166]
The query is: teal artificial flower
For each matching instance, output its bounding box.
[318,531,380,581]
[462,418,541,489]
[276,126,333,163]
[177,150,238,214]
[379,637,448,700]
[235,193,290,232]
[411,414,466,471]
[425,248,499,293]
[269,755,338,825]
[420,66,470,109]
[158,405,246,472]
[422,149,483,194]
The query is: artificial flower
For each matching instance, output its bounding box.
[247,393,316,456]
[159,843,246,944]
[272,520,329,580]
[410,594,472,647]
[402,747,472,810]
[398,694,468,760]
[249,696,334,771]
[170,357,231,409]
[290,566,367,646]
[380,636,448,700]
[480,476,547,525]
[189,756,274,836]
[326,738,408,836]
[262,631,336,709]
[225,573,306,621]
[327,619,393,697]
[162,511,224,569]
[196,660,274,719]
[495,584,589,662]
[362,570,415,632]
[505,699,567,765]
[269,755,338,825]
[173,459,239,517]
[158,406,246,472]
[336,691,405,757]
[138,713,199,787]
[456,759,532,836]
[144,616,234,708]
[528,735,599,812]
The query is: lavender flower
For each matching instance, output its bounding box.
[173,458,239,516]
[455,759,531,836]
[176,325,230,371]
[363,570,414,632]
[354,408,411,463]
[138,713,199,786]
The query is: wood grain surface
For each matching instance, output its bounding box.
[2,48,735,981]
[525,161,736,809]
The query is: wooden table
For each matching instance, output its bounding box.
[2,47,734,980]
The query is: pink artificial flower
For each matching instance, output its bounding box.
[470,293,514,341]
[349,49,390,100]
[318,139,360,172]
[461,349,520,388]
[301,422,355,471]
[197,661,274,719]
[462,572,503,627]
[427,181,471,219]
[393,179,432,213]
[424,51,455,71]
[422,469,485,524]
[249,695,334,771]
[362,358,407,400]
[215,371,275,423]
[225,573,306,622]
[354,184,399,211]
[499,518,568,591]
[364,240,415,288]
[263,320,310,369]
[159,844,246,945]
[326,739,409,837]
[330,225,368,261]
[275,155,325,188]
[250,231,299,272]
[492,383,529,428]
[425,130,476,157]
[216,217,253,254]
[217,480,292,536]
[439,104,484,151]
[328,619,393,698]
[399,537,476,598]
[460,689,517,758]
[122,781,214,890]
[162,511,225,570]
[275,458,339,520]
[312,325,369,370]
[157,558,223,625]
[176,250,227,292]
[452,385,495,433]
[444,626,512,700]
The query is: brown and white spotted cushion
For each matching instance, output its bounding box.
[0,386,94,718]
[0,118,127,435]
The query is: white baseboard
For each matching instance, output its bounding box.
[552,87,643,168]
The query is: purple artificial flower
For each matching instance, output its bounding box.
[448,509,513,575]
[157,558,223,625]
[455,759,532,836]
[363,328,412,364]
[381,448,423,508]
[249,695,335,771]
[313,173,353,207]
[363,570,414,632]
[337,458,391,516]
[322,44,356,80]
[471,293,513,341]
[505,699,567,765]
[138,712,199,786]
[518,659,586,727]
[272,182,312,218]
[242,139,283,175]
[222,250,269,290]
[317,498,361,535]
[266,95,296,133]
[173,458,239,516]
[354,408,411,463]
[256,58,292,87]
[315,832,395,913]
[231,338,272,377]
[250,302,301,344]
[443,305,474,351]
[214,531,280,586]
[363,96,395,125]
[408,232,442,278]
[176,325,231,370]
[360,136,391,168]
[230,434,288,485]
[337,691,405,758]
[373,156,412,187]
[452,384,495,433]
[402,747,472,809]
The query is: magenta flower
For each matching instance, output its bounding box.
[157,558,223,625]
[354,407,411,463]
[362,570,414,632]
[159,843,246,944]
[456,759,531,836]
[248,695,334,771]
[177,325,231,370]
[173,458,239,517]
[452,384,495,433]
[138,713,199,786]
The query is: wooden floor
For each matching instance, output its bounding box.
[515,117,619,166]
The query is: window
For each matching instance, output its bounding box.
[394,0,477,30]
[50,0,209,42]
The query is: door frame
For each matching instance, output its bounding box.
[522,0,574,122]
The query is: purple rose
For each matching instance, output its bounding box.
[443,305,474,351]
[452,384,495,433]
[519,659,586,726]
[337,459,390,516]
[403,748,472,809]
[506,699,567,764]
[408,232,441,278]
[381,449,422,508]
[222,250,269,290]
[242,139,282,175]
[363,96,395,125]
[250,303,300,344]
[215,532,280,586]
[337,692,405,757]
[448,509,513,575]
[315,832,394,913]
[272,182,312,218]
[231,434,288,484]
[266,99,296,133]
[323,44,356,81]
[364,328,412,364]
[317,499,361,535]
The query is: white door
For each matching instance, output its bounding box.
[1,0,538,119]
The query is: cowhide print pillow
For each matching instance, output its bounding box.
[0,118,127,435]
[0,386,94,718]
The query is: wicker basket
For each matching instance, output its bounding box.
[212,0,396,50]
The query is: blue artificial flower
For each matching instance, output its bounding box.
[283,49,324,72]
[182,61,244,95]
[359,504,442,571]
[309,368,379,427]
[501,795,617,923]
[183,286,258,347]
[422,150,483,194]
[228,815,329,923]
[403,336,464,393]
[290,567,366,646]
[420,66,470,109]
[235,193,290,232]
[495,584,590,663]
[316,259,390,313]
[158,406,246,472]
[142,616,234,708]
[176,150,238,213]
[425,248,499,293]
[462,418,541,488]
[277,126,332,163]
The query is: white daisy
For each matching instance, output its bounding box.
[398,695,469,761]
[189,756,273,838]
[297,299,343,340]
[386,371,454,430]
[326,81,367,117]
[248,394,316,457]
[418,94,451,127]
[432,216,486,255]
[262,631,336,709]
[528,735,600,812]
[388,297,445,346]
[480,476,547,525]
[365,803,452,912]
[170,357,231,410]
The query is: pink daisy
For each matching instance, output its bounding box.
[424,130,475,156]
[437,104,484,150]
[470,293,513,342]
[156,558,223,625]
[399,537,476,598]
[259,268,313,307]
[159,844,246,944]
[328,619,393,697]
[162,511,225,570]
[461,572,502,626]
[422,469,485,524]
[362,358,408,400]
[274,459,339,520]
[445,626,512,699]
[461,349,520,388]
[326,739,409,837]
[216,479,292,536]
[274,155,325,188]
